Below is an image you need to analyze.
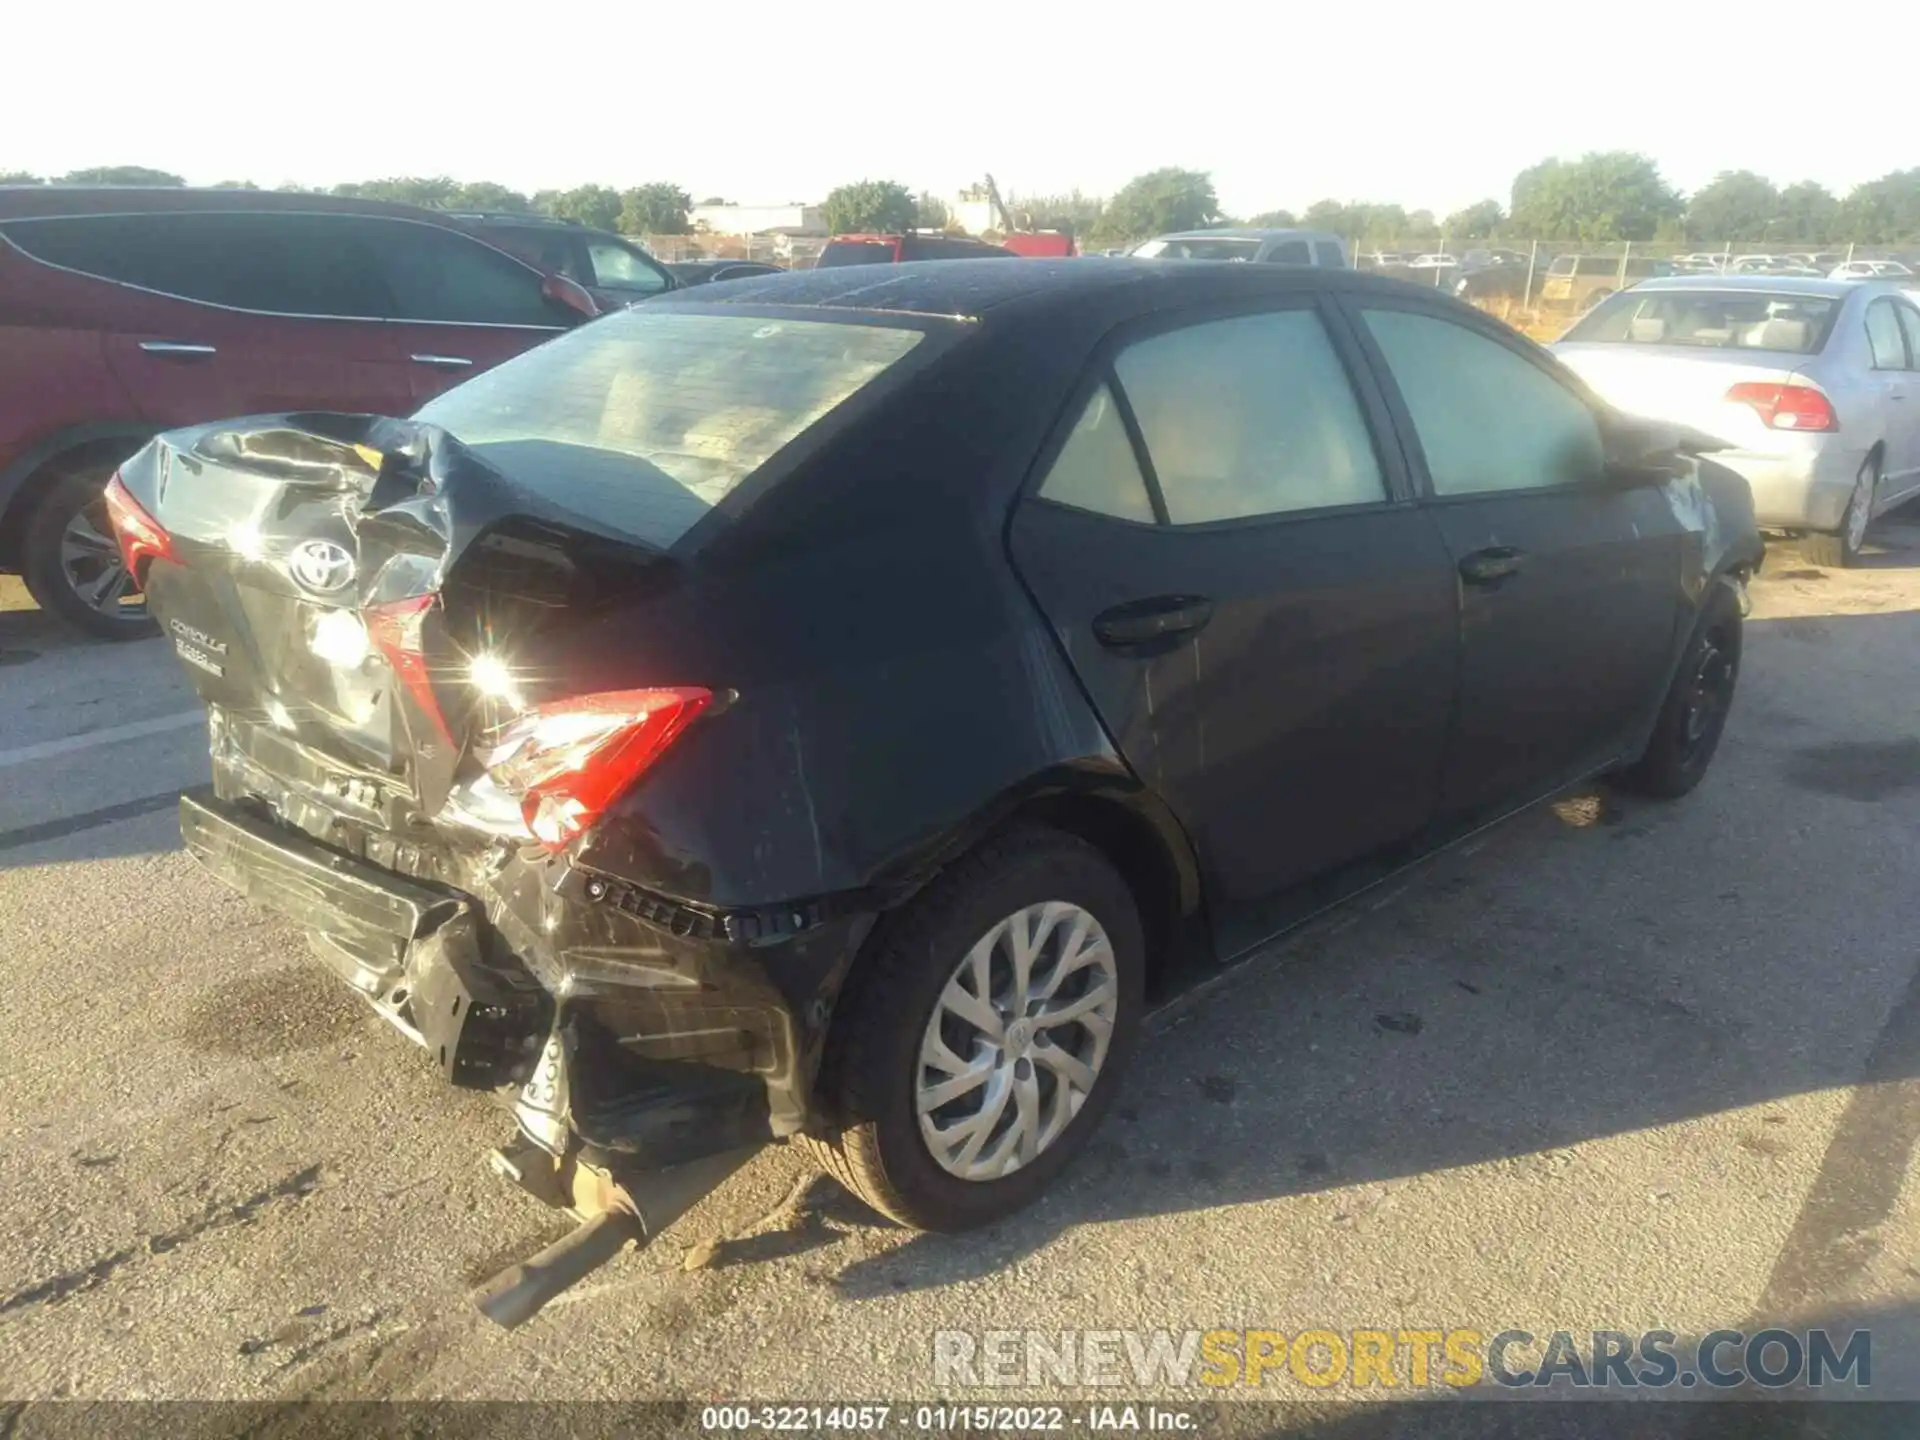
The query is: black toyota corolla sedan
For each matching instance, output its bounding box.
[110,259,1761,1268]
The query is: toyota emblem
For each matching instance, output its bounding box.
[289,539,356,594]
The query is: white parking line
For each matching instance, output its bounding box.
[0,710,204,769]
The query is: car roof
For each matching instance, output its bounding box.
[0,185,454,223]
[1631,274,1863,298]
[657,256,1432,326]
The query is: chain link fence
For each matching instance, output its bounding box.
[1351,239,1918,339]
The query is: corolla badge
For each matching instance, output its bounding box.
[288,540,356,594]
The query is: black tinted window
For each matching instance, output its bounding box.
[356,219,565,327]
[1115,310,1386,523]
[1312,241,1345,267]
[1362,308,1603,496]
[817,241,897,267]
[3,212,391,317]
[1267,240,1311,264]
[479,225,588,282]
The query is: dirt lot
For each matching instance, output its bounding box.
[4,514,1920,1416]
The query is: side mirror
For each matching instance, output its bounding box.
[541,274,600,323]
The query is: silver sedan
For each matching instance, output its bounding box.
[1553,276,1920,566]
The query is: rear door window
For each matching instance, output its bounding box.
[354,218,567,328]
[585,235,671,295]
[1266,240,1312,265]
[1865,299,1910,370]
[1312,241,1345,267]
[2,211,393,317]
[1036,383,1157,523]
[1895,303,1920,371]
[1113,309,1387,523]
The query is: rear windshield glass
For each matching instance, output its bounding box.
[415,311,925,545]
[1563,291,1839,354]
[816,241,897,267]
[1132,237,1262,261]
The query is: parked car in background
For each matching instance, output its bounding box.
[1831,259,1914,281]
[666,259,786,286]
[1001,231,1077,258]
[446,212,677,311]
[1554,276,1920,566]
[119,259,1759,1270]
[1453,258,1536,303]
[1129,228,1349,268]
[0,186,596,637]
[816,232,1014,267]
[1539,254,1677,311]
[1406,253,1459,271]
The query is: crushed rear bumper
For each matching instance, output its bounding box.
[179,788,872,1174]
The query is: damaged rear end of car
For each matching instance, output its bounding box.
[116,305,960,1321]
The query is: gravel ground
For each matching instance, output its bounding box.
[3,515,1920,1419]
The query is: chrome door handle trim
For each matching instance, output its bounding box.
[410,354,474,368]
[138,340,217,356]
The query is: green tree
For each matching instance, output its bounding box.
[211,179,258,189]
[333,176,462,207]
[915,193,951,231]
[619,183,693,234]
[0,170,44,185]
[448,180,531,213]
[1774,181,1839,244]
[56,165,184,186]
[824,179,917,235]
[546,184,623,232]
[1247,208,1297,229]
[1089,168,1219,246]
[1684,170,1779,243]
[1508,152,1682,241]
[1444,199,1504,240]
[1839,169,1920,244]
[1301,201,1410,244]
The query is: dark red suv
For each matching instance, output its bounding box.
[0,187,596,637]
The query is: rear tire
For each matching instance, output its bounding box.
[21,464,156,641]
[802,825,1145,1231]
[1803,455,1878,569]
[1619,583,1742,799]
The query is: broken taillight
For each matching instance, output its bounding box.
[482,688,712,850]
[102,473,176,584]
[366,594,454,744]
[1725,381,1838,432]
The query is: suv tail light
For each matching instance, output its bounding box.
[102,473,176,584]
[1725,381,1838,432]
[366,595,454,744]
[482,688,712,850]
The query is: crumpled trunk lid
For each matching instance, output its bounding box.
[127,412,670,828]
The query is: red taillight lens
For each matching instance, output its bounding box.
[483,687,712,850]
[102,473,176,584]
[1725,381,1838,432]
[366,594,454,744]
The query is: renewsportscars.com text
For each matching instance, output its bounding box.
[932,1327,1871,1391]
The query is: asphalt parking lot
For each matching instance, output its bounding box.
[4,515,1920,1411]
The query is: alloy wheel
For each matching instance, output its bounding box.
[915,901,1119,1181]
[59,500,144,621]
[1845,460,1876,556]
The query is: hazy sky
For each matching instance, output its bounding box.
[7,1,1914,215]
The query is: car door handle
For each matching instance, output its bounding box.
[1458,546,1526,587]
[1092,596,1214,648]
[410,353,474,369]
[138,340,217,357]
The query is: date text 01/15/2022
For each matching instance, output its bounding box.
[697,1405,1199,1431]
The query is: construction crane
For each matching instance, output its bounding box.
[981,173,1076,258]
